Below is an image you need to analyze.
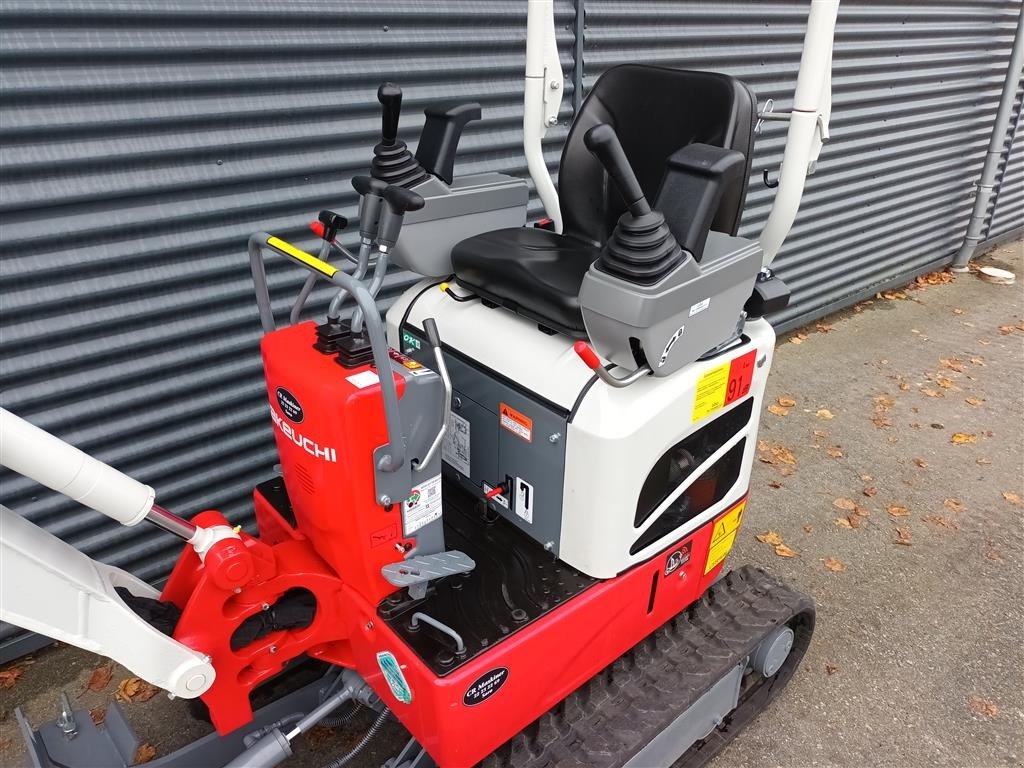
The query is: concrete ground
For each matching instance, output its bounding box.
[1,241,1021,768]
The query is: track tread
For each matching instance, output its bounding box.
[478,566,814,768]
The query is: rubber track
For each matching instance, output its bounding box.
[478,566,815,768]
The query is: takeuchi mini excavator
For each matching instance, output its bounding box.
[0,2,839,766]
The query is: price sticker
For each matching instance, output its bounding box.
[692,350,757,422]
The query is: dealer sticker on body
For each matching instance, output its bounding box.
[402,474,442,534]
[691,349,757,422]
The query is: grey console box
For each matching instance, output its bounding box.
[580,231,763,376]
[392,172,529,277]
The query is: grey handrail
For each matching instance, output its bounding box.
[247,232,406,473]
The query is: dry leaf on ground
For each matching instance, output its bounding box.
[923,515,958,530]
[887,504,911,518]
[774,543,798,558]
[85,663,113,693]
[767,403,789,417]
[966,695,1000,718]
[895,527,913,546]
[825,664,839,675]
[833,498,857,511]
[976,457,992,466]
[777,396,797,408]
[115,677,144,702]
[834,517,853,529]
[822,557,845,572]
[90,706,106,726]
[759,443,797,466]
[815,409,834,420]
[790,333,808,345]
[943,498,965,513]
[913,457,927,468]
[825,447,843,458]
[863,486,878,497]
[920,387,943,398]
[756,531,784,546]
[0,667,23,689]
[803,525,813,534]
[767,479,782,489]
[950,433,977,444]
[134,744,158,765]
[965,397,984,406]
[1002,491,1021,504]
[939,358,965,372]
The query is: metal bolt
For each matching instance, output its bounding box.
[547,116,559,126]
[269,645,278,654]
[544,541,555,551]
[233,587,242,594]
[380,494,391,506]
[550,80,560,90]
[365,621,374,631]
[548,432,562,444]
[452,395,463,410]
[261,603,270,611]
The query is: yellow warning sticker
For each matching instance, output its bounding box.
[704,500,746,574]
[691,361,731,422]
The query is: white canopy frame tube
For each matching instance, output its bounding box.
[524,0,565,232]
[759,0,839,266]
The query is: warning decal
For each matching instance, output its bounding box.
[499,403,533,442]
[442,411,471,476]
[704,499,746,574]
[691,350,757,422]
[402,474,443,534]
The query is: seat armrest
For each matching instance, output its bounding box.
[653,143,746,261]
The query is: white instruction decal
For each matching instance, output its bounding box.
[402,474,443,534]
[346,370,380,389]
[442,412,471,476]
[514,477,534,524]
[689,297,711,317]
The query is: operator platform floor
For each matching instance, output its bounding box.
[1,240,1021,768]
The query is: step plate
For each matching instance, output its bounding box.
[378,483,596,676]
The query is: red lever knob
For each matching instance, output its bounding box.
[574,341,601,371]
[309,221,325,238]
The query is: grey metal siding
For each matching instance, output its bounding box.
[583,1,1022,330]
[0,1,1019,659]
[985,80,1023,242]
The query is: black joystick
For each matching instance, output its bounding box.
[351,175,388,241]
[584,124,686,284]
[377,185,426,249]
[370,82,427,188]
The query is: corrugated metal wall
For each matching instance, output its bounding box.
[985,80,1024,242]
[0,1,1019,659]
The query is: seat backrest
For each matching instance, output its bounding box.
[559,65,757,247]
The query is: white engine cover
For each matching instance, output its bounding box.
[388,281,774,578]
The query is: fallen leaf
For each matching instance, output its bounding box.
[873,394,895,408]
[134,744,158,764]
[863,486,878,497]
[135,681,161,703]
[872,414,893,429]
[832,498,857,511]
[778,466,796,477]
[887,504,911,518]
[953,308,964,314]
[898,381,910,391]
[774,543,798,558]
[767,479,783,489]
[825,664,839,675]
[803,525,813,534]
[813,430,829,438]
[1002,491,1021,504]
[115,677,144,702]
[756,531,784,546]
[816,322,834,333]
[943,498,964,513]
[923,515,958,530]
[789,333,807,345]
[936,376,957,390]
[913,458,927,468]
[965,397,984,406]
[834,517,853,529]
[767,403,789,417]
[920,387,943,398]
[950,432,977,445]
[85,663,113,693]
[90,706,106,726]
[998,324,1016,335]
[939,358,965,372]
[0,737,11,752]
[895,527,913,546]
[846,513,863,529]
[0,667,23,689]
[969,356,985,365]
[822,557,845,572]
[825,447,844,458]
[769,444,797,465]
[984,541,1005,563]
[816,409,834,420]
[860,474,873,482]
[777,396,797,408]
[976,457,992,465]
[966,695,1000,718]
[878,290,906,300]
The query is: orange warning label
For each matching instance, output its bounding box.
[499,403,533,442]
[704,499,746,574]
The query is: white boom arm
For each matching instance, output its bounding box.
[0,408,243,698]
[524,0,564,232]
[759,0,839,265]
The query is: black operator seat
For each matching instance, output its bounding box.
[451,64,758,338]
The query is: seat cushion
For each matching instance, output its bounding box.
[451,227,600,338]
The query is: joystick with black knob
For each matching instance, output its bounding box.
[370,82,427,188]
[584,123,686,284]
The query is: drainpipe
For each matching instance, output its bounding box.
[951,7,1024,271]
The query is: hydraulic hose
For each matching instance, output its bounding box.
[321,708,391,768]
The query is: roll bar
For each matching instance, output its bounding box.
[524,0,564,233]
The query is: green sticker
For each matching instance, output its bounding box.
[376,650,413,704]
[402,330,421,352]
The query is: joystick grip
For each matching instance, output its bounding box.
[378,82,403,146]
[584,124,650,217]
[383,185,425,216]
[352,175,388,199]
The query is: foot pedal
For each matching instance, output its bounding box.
[382,551,475,600]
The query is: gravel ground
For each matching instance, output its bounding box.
[1,240,1021,768]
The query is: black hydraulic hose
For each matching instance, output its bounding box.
[317,700,362,729]
[321,708,391,768]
